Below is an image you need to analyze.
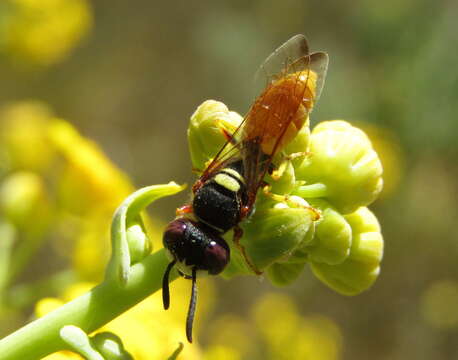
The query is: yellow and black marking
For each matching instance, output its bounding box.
[214,167,246,193]
[192,161,247,233]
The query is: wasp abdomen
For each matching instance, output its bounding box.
[193,164,246,233]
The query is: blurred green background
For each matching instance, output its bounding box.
[1,0,457,359]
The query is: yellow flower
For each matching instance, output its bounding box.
[49,119,134,215]
[2,0,92,66]
[0,101,56,171]
[206,293,343,360]
[47,119,136,280]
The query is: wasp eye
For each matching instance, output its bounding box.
[163,218,230,276]
[203,238,230,275]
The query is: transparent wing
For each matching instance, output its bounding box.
[308,51,329,103]
[254,35,310,95]
[195,120,246,185]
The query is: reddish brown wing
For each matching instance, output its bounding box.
[194,36,329,218]
[196,35,312,189]
[241,38,328,212]
[241,69,311,210]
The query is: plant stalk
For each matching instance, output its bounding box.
[0,249,177,360]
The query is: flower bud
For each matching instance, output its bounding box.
[222,200,316,277]
[310,207,383,295]
[267,159,296,195]
[283,117,311,169]
[126,218,151,264]
[306,199,352,265]
[188,100,243,171]
[266,262,306,286]
[295,120,383,214]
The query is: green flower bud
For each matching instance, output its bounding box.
[222,198,316,278]
[266,262,306,286]
[283,116,311,168]
[91,332,133,360]
[125,217,151,264]
[295,120,383,214]
[279,222,316,264]
[267,159,296,195]
[310,207,383,295]
[305,199,352,265]
[188,100,243,171]
[284,117,311,153]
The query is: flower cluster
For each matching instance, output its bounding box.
[188,100,384,295]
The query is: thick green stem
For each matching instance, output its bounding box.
[0,249,178,360]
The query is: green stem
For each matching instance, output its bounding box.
[0,249,178,360]
[293,183,328,199]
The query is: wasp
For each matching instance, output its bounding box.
[162,35,328,343]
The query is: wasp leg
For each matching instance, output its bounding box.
[267,163,276,175]
[284,151,311,161]
[214,117,237,144]
[233,226,263,275]
[262,185,321,221]
[269,152,311,181]
[221,127,237,144]
[191,167,203,174]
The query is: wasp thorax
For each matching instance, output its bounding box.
[163,218,230,276]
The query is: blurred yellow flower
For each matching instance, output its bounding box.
[1,0,92,66]
[253,293,342,360]
[49,119,134,215]
[36,280,215,359]
[48,119,135,280]
[203,345,241,360]
[0,171,52,232]
[206,293,343,360]
[0,101,56,171]
[0,100,138,281]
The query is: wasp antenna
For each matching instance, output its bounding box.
[162,260,176,310]
[186,267,198,343]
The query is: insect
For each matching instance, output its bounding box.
[162,34,328,343]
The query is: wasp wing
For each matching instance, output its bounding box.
[243,41,329,211]
[254,34,310,91]
[197,35,311,186]
[196,36,329,217]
